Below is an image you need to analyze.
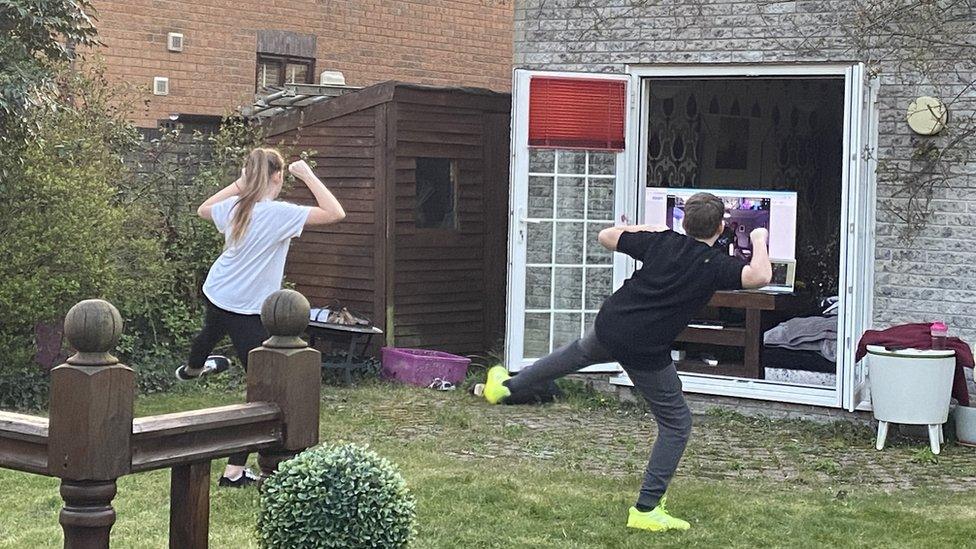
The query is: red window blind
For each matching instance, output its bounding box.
[528,77,626,151]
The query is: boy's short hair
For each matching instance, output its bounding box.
[682,193,725,240]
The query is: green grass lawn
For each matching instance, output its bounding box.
[2,381,975,548]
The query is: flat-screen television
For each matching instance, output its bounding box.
[645,188,798,261]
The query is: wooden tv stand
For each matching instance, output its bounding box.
[674,291,811,379]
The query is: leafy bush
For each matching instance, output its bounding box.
[0,68,136,329]
[0,64,265,408]
[0,334,49,410]
[0,67,138,410]
[0,0,98,117]
[0,367,49,411]
[258,443,417,549]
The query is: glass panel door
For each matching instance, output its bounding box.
[522,149,618,361]
[614,64,864,409]
[843,64,878,411]
[507,70,633,372]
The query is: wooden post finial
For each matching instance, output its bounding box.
[261,290,310,349]
[52,299,133,547]
[64,299,122,366]
[249,289,320,478]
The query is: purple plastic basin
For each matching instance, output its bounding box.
[381,347,471,387]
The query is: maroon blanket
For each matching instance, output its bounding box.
[856,323,973,406]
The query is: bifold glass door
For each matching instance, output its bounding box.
[841,64,879,411]
[610,64,876,409]
[522,149,617,360]
[506,70,634,372]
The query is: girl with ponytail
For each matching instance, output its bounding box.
[176,147,345,487]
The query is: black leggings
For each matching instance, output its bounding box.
[188,298,268,467]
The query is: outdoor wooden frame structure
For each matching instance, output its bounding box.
[264,81,511,356]
[0,290,321,548]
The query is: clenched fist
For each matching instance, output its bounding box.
[288,160,314,180]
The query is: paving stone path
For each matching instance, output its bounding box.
[323,386,976,493]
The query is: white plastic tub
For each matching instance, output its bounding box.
[956,404,976,447]
[867,345,955,454]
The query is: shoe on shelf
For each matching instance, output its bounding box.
[700,354,719,367]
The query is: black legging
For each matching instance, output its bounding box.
[188,297,268,466]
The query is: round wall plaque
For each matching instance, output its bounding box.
[906,96,948,136]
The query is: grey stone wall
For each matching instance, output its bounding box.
[515,0,976,342]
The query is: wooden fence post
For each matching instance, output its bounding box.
[246,290,321,477]
[169,460,211,549]
[48,300,134,549]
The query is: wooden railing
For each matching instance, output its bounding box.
[0,289,322,549]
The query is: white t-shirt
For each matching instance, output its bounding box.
[202,196,311,314]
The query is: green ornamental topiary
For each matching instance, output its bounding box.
[258,443,417,548]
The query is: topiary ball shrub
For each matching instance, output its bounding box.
[258,443,417,548]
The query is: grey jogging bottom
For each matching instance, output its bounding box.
[505,329,692,510]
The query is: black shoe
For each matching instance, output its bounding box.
[217,468,260,488]
[175,355,231,381]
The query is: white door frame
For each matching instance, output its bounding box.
[608,63,876,409]
[505,69,638,373]
[842,65,880,411]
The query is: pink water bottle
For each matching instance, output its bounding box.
[931,321,948,350]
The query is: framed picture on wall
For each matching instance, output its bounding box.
[700,114,765,185]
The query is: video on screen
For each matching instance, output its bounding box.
[667,196,771,261]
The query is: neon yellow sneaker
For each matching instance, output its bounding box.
[483,365,511,404]
[626,497,691,532]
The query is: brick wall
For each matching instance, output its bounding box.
[514,0,976,343]
[90,0,514,127]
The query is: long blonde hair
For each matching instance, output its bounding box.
[229,147,285,245]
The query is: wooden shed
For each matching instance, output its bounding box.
[263,81,511,356]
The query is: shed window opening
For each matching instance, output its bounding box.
[256,54,314,91]
[415,158,458,229]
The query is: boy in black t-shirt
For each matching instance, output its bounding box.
[482,192,772,533]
